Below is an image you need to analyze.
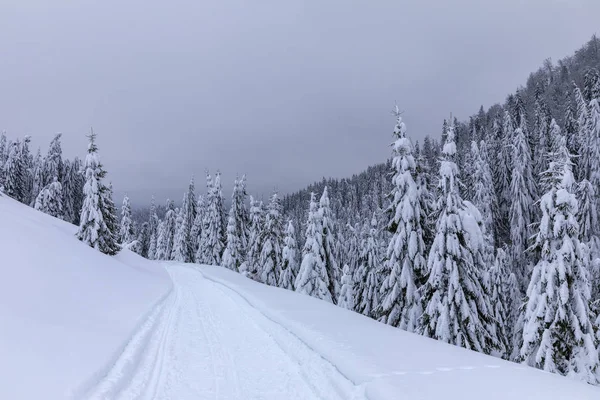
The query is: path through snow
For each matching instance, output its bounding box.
[85,264,366,400]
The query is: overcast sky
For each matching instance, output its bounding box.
[1,0,599,205]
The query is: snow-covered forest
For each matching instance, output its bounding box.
[3,35,600,385]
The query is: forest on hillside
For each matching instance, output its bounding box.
[2,35,600,384]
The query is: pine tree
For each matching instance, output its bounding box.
[30,149,44,206]
[485,248,516,359]
[180,177,197,262]
[136,222,151,258]
[77,130,119,255]
[34,177,64,219]
[472,140,497,258]
[520,133,599,384]
[492,113,513,246]
[222,177,248,271]
[4,140,26,202]
[99,182,120,255]
[354,215,381,318]
[575,84,591,181]
[509,125,536,288]
[172,206,190,262]
[240,196,263,279]
[419,121,498,354]
[147,196,160,260]
[378,108,427,331]
[337,264,355,310]
[258,192,284,286]
[279,220,299,290]
[319,187,340,302]
[156,200,176,260]
[295,193,332,302]
[42,133,63,187]
[119,195,135,246]
[197,173,225,265]
[190,194,205,262]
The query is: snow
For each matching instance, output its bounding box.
[1,193,600,399]
[0,195,171,399]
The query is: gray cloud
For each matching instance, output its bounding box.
[1,0,598,205]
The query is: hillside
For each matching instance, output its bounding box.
[0,194,599,399]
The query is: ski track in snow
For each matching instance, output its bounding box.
[84,264,367,400]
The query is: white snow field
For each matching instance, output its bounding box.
[2,194,600,400]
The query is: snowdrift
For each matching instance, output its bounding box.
[200,265,600,400]
[0,195,172,399]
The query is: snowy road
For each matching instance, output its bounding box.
[85,264,365,400]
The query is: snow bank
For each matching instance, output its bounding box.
[0,195,172,399]
[199,265,600,400]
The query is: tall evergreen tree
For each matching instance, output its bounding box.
[77,130,119,255]
[147,196,160,260]
[338,264,355,310]
[520,133,599,384]
[156,200,176,260]
[119,195,135,246]
[258,192,284,286]
[419,121,498,354]
[354,214,381,318]
[4,140,26,202]
[240,196,263,279]
[42,133,63,187]
[279,220,299,290]
[295,193,331,302]
[222,177,248,271]
[509,125,536,287]
[378,108,427,331]
[172,206,189,262]
[319,187,339,302]
[472,140,497,257]
[197,173,225,265]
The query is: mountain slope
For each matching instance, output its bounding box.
[1,194,599,399]
[0,195,172,399]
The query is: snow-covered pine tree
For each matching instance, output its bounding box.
[136,222,151,258]
[222,177,248,271]
[30,149,44,206]
[119,195,135,246]
[575,84,591,182]
[172,205,189,261]
[319,187,340,302]
[258,192,284,286]
[77,130,119,255]
[520,132,599,384]
[472,140,497,259]
[295,192,332,302]
[100,182,120,255]
[4,140,26,202]
[485,247,516,359]
[533,88,551,181]
[279,219,299,290]
[190,194,205,262]
[509,124,536,289]
[354,214,381,318]
[492,113,513,246]
[240,196,263,279]
[156,200,176,260]
[419,121,498,354]
[42,133,63,187]
[196,173,225,265]
[337,264,354,310]
[180,177,197,262]
[147,196,160,260]
[34,177,64,219]
[415,145,436,253]
[377,108,427,331]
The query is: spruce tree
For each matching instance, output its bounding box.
[99,182,120,255]
[378,108,427,331]
[472,140,497,258]
[180,177,197,262]
[147,196,160,260]
[258,192,284,286]
[4,140,26,202]
[172,206,189,262]
[43,133,63,187]
[156,200,176,260]
[419,121,498,354]
[337,264,355,310]
[240,196,263,279]
[34,177,64,219]
[222,177,248,271]
[520,133,599,384]
[279,220,299,290]
[295,193,332,302]
[319,187,340,302]
[190,194,205,262]
[354,215,381,318]
[77,130,119,255]
[119,195,135,246]
[197,173,225,265]
[509,125,536,288]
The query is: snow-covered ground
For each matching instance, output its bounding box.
[2,193,600,399]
